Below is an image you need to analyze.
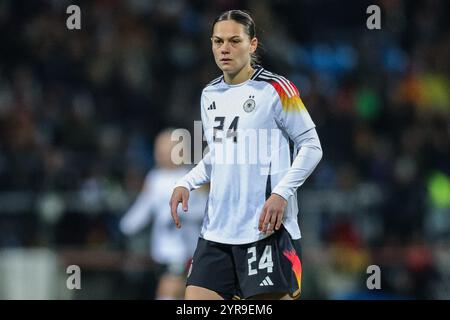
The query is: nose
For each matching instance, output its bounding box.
[221,41,231,54]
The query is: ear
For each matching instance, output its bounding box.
[250,37,258,53]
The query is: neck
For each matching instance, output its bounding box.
[223,64,255,85]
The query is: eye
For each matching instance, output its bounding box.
[232,39,241,44]
[213,39,223,45]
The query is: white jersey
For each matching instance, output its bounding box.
[120,168,207,266]
[175,66,323,244]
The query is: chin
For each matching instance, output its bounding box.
[218,64,237,74]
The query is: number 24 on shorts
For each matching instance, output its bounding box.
[247,245,273,276]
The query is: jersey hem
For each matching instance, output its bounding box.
[200,232,271,245]
[200,224,302,244]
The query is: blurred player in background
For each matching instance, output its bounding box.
[170,10,323,300]
[120,129,207,299]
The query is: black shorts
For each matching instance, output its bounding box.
[186,225,302,299]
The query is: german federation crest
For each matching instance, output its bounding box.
[243,97,256,113]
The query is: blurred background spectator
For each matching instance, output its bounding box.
[0,0,448,299]
[119,129,206,299]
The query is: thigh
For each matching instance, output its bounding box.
[186,238,239,299]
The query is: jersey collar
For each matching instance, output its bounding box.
[251,65,265,80]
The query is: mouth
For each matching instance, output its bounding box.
[220,58,232,63]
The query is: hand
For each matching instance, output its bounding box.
[258,193,287,234]
[169,186,190,228]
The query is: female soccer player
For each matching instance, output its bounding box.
[170,10,323,300]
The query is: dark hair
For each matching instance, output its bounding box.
[212,10,260,66]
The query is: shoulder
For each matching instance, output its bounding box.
[253,68,300,99]
[203,75,224,92]
[144,169,158,182]
[141,170,157,190]
[254,68,307,112]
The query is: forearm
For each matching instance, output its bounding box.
[272,129,323,200]
[174,152,211,191]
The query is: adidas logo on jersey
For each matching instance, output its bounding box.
[259,276,274,286]
[207,101,216,110]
